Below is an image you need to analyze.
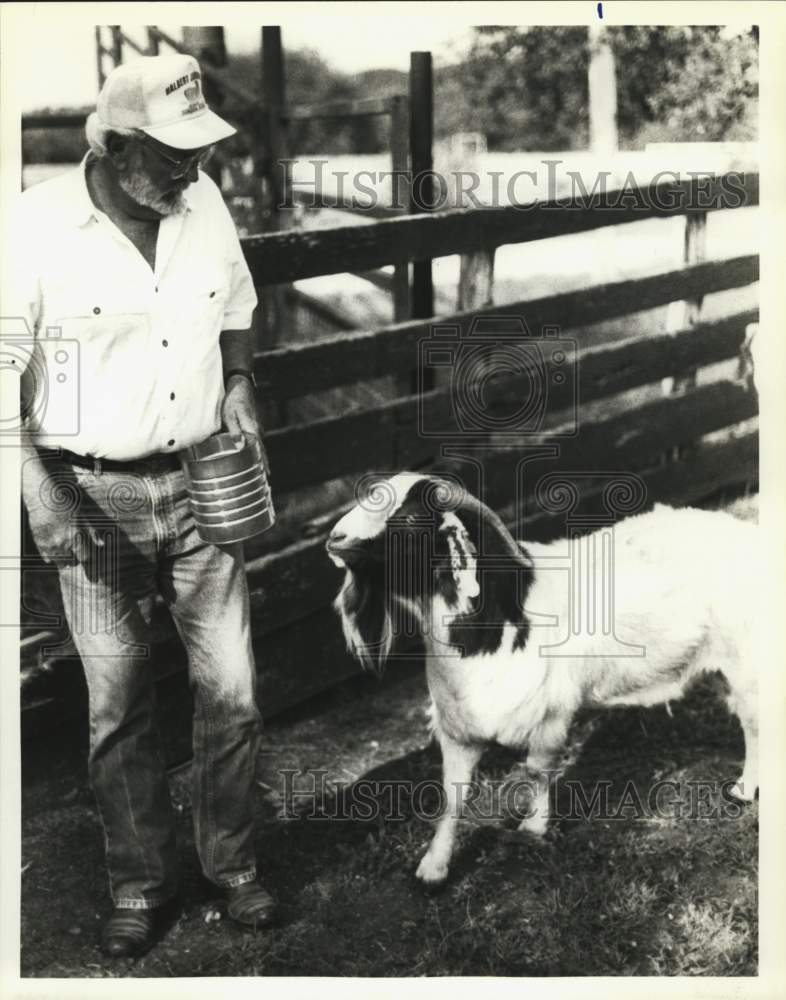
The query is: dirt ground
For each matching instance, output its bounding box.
[20,494,759,978]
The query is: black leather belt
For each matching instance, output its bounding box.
[36,446,181,475]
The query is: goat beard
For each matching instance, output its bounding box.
[336,565,393,673]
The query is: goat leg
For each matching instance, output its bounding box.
[415,734,483,886]
[518,718,569,836]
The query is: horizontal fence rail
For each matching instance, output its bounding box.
[284,96,400,120]
[290,188,405,218]
[262,374,757,494]
[254,255,759,400]
[242,173,759,285]
[21,112,90,130]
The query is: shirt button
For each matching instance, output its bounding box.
[155,286,159,293]
[209,291,216,298]
[162,339,168,347]
[168,439,175,447]
[93,306,101,315]
[170,392,175,400]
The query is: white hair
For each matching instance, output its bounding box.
[85,111,140,159]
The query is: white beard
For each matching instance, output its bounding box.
[118,147,187,216]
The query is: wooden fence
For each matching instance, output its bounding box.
[20,171,759,765]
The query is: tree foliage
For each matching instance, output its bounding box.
[24,26,758,163]
[440,27,591,150]
[436,25,758,151]
[611,26,758,146]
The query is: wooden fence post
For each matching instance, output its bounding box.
[409,52,434,401]
[663,210,707,461]
[110,26,123,68]
[181,27,227,190]
[588,23,618,157]
[182,26,227,68]
[389,94,414,400]
[95,26,106,88]
[681,210,708,328]
[409,52,434,322]
[389,95,410,323]
[262,26,289,236]
[457,251,495,311]
[664,213,707,342]
[258,27,291,429]
[450,137,495,312]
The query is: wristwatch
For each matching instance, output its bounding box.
[224,369,257,388]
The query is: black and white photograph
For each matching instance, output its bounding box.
[0,1,784,991]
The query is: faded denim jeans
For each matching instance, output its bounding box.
[32,454,261,909]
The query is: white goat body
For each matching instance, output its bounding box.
[328,477,758,886]
[426,505,755,746]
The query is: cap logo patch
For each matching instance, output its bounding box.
[165,69,201,97]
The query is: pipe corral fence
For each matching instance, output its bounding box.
[20,27,759,765]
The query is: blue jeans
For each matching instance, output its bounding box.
[41,457,261,909]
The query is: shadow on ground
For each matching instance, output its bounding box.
[21,656,757,977]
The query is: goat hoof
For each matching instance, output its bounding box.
[729,781,758,803]
[417,875,448,896]
[498,828,531,846]
[516,816,549,838]
[415,856,449,890]
[499,827,553,848]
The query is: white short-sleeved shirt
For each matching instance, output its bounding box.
[6,155,258,460]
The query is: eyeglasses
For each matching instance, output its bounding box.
[140,137,215,179]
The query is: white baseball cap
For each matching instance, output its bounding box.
[96,53,236,150]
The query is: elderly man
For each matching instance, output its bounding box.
[12,54,276,957]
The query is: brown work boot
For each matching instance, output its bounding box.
[224,881,278,929]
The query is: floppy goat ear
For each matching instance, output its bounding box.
[334,565,393,674]
[437,512,480,612]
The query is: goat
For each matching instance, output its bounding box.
[327,473,758,887]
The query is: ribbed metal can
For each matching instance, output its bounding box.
[181,432,275,544]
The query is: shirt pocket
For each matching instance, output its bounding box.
[44,274,148,345]
[38,304,153,424]
[46,312,151,372]
[184,265,231,333]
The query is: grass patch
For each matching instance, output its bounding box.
[22,672,757,977]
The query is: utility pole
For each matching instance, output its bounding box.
[181,26,227,69]
[588,23,618,157]
[180,27,227,192]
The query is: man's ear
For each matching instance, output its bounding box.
[105,132,130,168]
[438,512,479,610]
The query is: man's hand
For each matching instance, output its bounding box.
[25,497,104,567]
[21,445,104,567]
[221,375,271,478]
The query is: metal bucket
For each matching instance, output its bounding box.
[182,432,275,544]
